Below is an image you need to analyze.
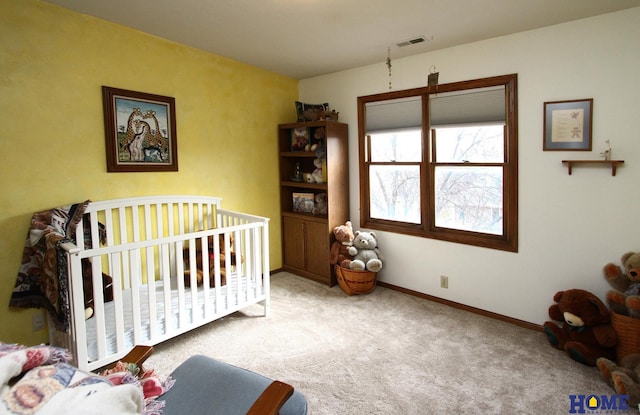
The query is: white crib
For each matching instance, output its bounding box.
[50,195,270,371]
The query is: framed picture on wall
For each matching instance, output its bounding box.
[543,98,593,151]
[102,86,178,172]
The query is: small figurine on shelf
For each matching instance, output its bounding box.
[600,140,612,160]
[291,162,303,182]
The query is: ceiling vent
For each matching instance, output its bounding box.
[396,35,431,48]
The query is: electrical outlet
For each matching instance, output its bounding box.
[32,312,45,332]
[440,275,449,289]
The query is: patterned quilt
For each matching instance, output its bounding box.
[0,343,173,415]
[9,202,89,332]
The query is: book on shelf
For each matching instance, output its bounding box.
[292,192,314,213]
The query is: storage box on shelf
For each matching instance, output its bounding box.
[278,120,349,286]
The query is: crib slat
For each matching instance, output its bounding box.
[146,245,157,340]
[111,252,126,355]
[155,203,163,237]
[200,232,211,319]
[67,251,89,369]
[143,203,152,240]
[239,228,247,302]
[161,243,172,331]
[118,207,130,290]
[177,203,185,238]
[185,202,192,232]
[132,204,141,242]
[263,220,270,316]
[203,203,211,230]
[188,236,201,324]
[130,249,142,345]
[230,230,241,306]
[167,202,175,237]
[251,226,260,285]
[91,255,107,361]
[167,203,177,280]
[196,203,203,232]
[245,227,254,286]
[198,234,209,320]
[212,231,223,314]
[141,202,158,336]
[89,213,100,248]
[104,209,114,246]
[177,238,188,328]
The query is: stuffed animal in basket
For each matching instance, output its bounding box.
[603,252,640,318]
[330,221,355,268]
[543,289,617,366]
[347,231,383,273]
[183,233,240,287]
[597,354,640,407]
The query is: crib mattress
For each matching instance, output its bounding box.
[85,273,260,362]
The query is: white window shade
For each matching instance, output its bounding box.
[365,86,505,132]
[431,86,505,127]
[365,97,422,133]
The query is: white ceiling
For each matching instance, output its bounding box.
[42,0,640,79]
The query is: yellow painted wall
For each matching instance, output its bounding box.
[0,0,298,345]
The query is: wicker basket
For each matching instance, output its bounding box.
[335,265,377,296]
[611,310,640,362]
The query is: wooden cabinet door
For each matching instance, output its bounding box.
[304,220,330,278]
[283,216,305,270]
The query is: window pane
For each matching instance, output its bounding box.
[434,125,504,163]
[370,165,421,224]
[434,166,503,235]
[370,130,422,162]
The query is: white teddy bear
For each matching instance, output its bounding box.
[347,231,383,272]
[311,158,324,183]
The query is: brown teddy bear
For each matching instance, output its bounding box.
[81,258,113,319]
[543,289,617,366]
[330,221,354,268]
[183,233,239,287]
[603,252,640,318]
[597,354,640,407]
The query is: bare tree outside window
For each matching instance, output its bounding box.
[433,125,504,234]
[368,130,421,224]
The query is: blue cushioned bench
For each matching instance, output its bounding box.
[160,354,308,415]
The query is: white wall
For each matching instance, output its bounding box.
[299,7,640,325]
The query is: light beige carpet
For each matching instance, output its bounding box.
[147,272,614,414]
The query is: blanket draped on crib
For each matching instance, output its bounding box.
[9,201,90,332]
